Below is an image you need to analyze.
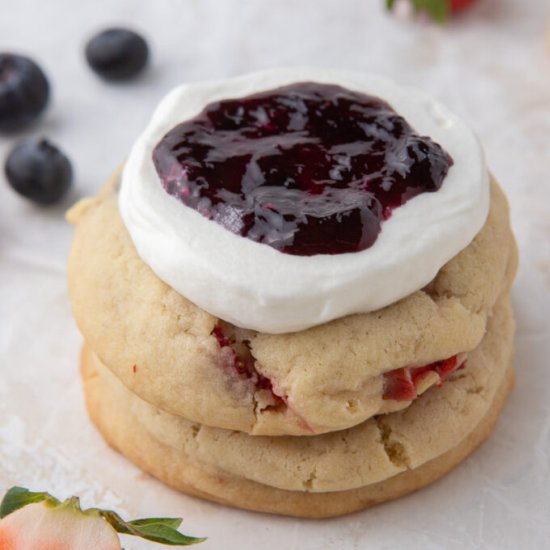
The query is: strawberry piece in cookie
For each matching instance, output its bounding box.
[383,367,417,401]
[383,355,464,401]
[212,325,320,432]
[212,325,283,405]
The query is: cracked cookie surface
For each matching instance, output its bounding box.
[82,294,515,517]
[69,175,516,436]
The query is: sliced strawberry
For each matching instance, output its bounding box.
[433,355,459,384]
[383,367,417,401]
[0,487,205,548]
[0,501,121,550]
[384,354,462,400]
[410,364,436,386]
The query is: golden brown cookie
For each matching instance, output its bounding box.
[69,175,517,436]
[82,294,514,517]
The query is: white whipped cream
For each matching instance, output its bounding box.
[119,68,489,334]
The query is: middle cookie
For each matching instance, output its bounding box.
[68,175,516,436]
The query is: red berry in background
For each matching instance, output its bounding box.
[386,0,478,22]
[450,0,476,13]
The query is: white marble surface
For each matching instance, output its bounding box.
[1,0,550,548]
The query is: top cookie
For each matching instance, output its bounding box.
[119,69,490,334]
[68,176,516,436]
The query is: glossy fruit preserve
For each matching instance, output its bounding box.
[153,82,453,256]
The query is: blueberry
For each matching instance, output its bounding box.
[0,53,50,131]
[5,139,73,204]
[85,28,149,81]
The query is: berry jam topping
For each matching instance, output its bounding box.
[153,82,453,256]
[383,355,462,401]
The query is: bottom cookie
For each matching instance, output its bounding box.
[82,300,514,518]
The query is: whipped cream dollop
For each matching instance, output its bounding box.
[119,68,489,334]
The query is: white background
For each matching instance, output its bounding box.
[1,1,550,548]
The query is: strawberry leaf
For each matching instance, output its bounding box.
[128,521,206,546]
[100,510,206,546]
[420,0,450,22]
[129,517,183,529]
[0,487,58,519]
[386,0,451,22]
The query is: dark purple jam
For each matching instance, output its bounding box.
[153,82,453,256]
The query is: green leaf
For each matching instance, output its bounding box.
[0,487,58,519]
[100,510,206,546]
[129,517,183,529]
[127,522,206,546]
[413,0,450,22]
[387,0,451,23]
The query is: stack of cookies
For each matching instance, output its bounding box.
[68,70,517,517]
[68,176,516,518]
